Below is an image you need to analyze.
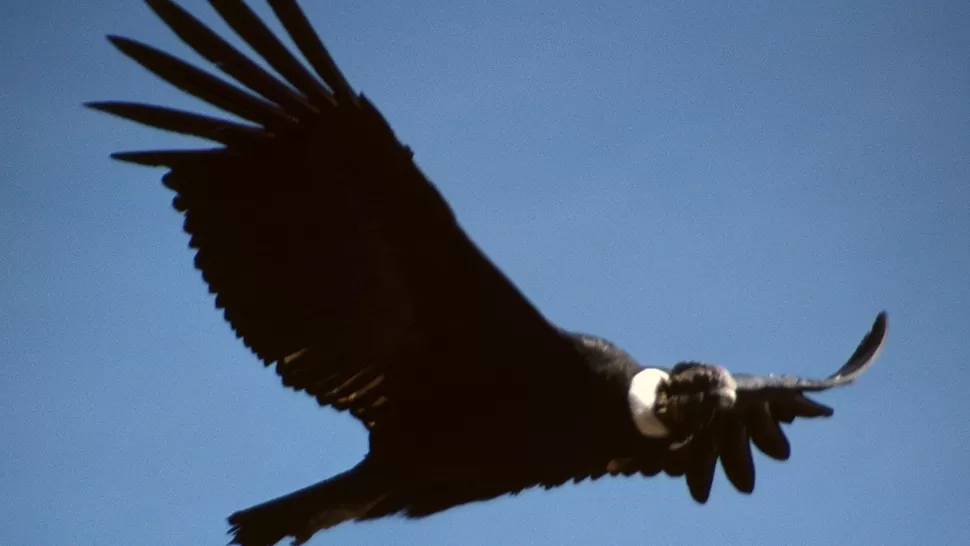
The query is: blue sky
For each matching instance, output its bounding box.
[2,0,968,544]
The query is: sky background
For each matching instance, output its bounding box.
[2,0,968,544]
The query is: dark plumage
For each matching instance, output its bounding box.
[89,2,889,545]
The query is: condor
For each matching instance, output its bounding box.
[89,1,888,545]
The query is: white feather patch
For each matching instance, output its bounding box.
[628,368,671,438]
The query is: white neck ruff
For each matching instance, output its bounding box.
[628,368,671,438]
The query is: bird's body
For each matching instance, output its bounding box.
[90,1,888,545]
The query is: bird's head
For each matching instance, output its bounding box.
[628,362,737,446]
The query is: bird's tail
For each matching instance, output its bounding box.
[228,460,390,546]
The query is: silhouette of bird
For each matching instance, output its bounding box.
[88,1,888,544]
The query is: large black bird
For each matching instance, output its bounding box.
[89,1,888,545]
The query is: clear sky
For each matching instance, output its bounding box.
[2,0,968,544]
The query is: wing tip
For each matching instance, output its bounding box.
[85,100,132,116]
[109,151,163,166]
[105,34,135,50]
[873,310,888,338]
[829,310,888,382]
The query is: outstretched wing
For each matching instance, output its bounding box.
[89,0,592,437]
[679,312,887,502]
[733,311,888,395]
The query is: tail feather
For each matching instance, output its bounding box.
[228,461,389,546]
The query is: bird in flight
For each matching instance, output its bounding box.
[89,1,888,545]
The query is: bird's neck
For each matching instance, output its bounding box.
[627,368,671,438]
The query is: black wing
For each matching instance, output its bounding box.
[681,312,888,502]
[733,311,887,394]
[89,0,594,439]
